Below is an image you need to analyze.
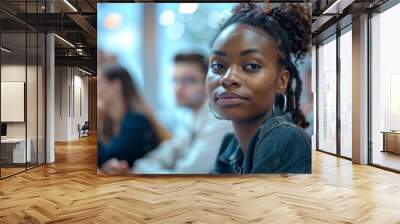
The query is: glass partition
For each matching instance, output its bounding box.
[38,32,45,165]
[370,3,400,171]
[317,35,337,155]
[1,30,28,177]
[339,27,352,158]
[27,30,38,169]
[0,1,46,179]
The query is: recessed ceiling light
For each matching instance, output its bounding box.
[54,34,75,48]
[63,0,78,12]
[322,0,355,15]
[1,47,11,53]
[78,67,93,76]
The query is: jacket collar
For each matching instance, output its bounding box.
[218,136,242,165]
[217,111,293,170]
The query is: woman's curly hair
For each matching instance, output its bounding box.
[211,3,311,128]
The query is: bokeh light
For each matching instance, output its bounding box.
[179,3,198,14]
[103,13,122,30]
[166,21,185,40]
[159,10,175,26]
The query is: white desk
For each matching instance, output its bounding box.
[1,138,31,163]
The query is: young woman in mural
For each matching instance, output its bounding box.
[207,3,312,173]
[97,65,170,173]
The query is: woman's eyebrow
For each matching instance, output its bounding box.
[240,48,261,57]
[211,50,226,57]
[211,49,262,57]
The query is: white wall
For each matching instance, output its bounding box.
[1,65,26,138]
[1,82,25,122]
[55,67,68,141]
[1,65,37,137]
[71,72,89,138]
[54,67,89,141]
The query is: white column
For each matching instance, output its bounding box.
[46,33,55,163]
[45,0,56,163]
[352,14,369,164]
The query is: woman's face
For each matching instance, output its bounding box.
[207,23,289,122]
[97,74,121,111]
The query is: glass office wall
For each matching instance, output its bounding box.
[339,27,352,158]
[38,32,45,165]
[1,31,28,177]
[27,30,38,169]
[0,1,46,179]
[317,35,337,154]
[370,3,400,171]
[317,25,353,159]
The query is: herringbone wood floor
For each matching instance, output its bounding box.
[0,135,400,224]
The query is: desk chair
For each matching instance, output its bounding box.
[78,121,90,138]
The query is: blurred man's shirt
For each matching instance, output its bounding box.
[132,100,233,174]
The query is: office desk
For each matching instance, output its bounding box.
[382,131,400,154]
[1,138,31,163]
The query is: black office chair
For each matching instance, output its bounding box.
[79,121,90,138]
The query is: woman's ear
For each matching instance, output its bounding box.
[276,69,289,93]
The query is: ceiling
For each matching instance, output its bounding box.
[0,0,99,73]
[311,0,391,43]
[0,0,395,74]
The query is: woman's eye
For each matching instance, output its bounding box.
[210,62,225,72]
[244,63,261,72]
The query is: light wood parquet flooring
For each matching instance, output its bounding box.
[0,135,400,223]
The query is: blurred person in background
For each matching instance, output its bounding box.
[131,52,233,173]
[97,65,170,173]
[300,65,314,136]
[98,50,118,70]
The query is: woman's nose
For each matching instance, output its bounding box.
[220,67,241,88]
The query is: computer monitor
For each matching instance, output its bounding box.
[1,123,7,137]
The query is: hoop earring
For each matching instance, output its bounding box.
[208,103,224,120]
[272,92,287,115]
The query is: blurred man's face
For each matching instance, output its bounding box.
[173,62,207,110]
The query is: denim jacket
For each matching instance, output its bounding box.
[213,112,311,174]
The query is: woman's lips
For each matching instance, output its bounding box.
[215,92,248,106]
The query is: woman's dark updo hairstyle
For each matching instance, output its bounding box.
[211,3,311,128]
